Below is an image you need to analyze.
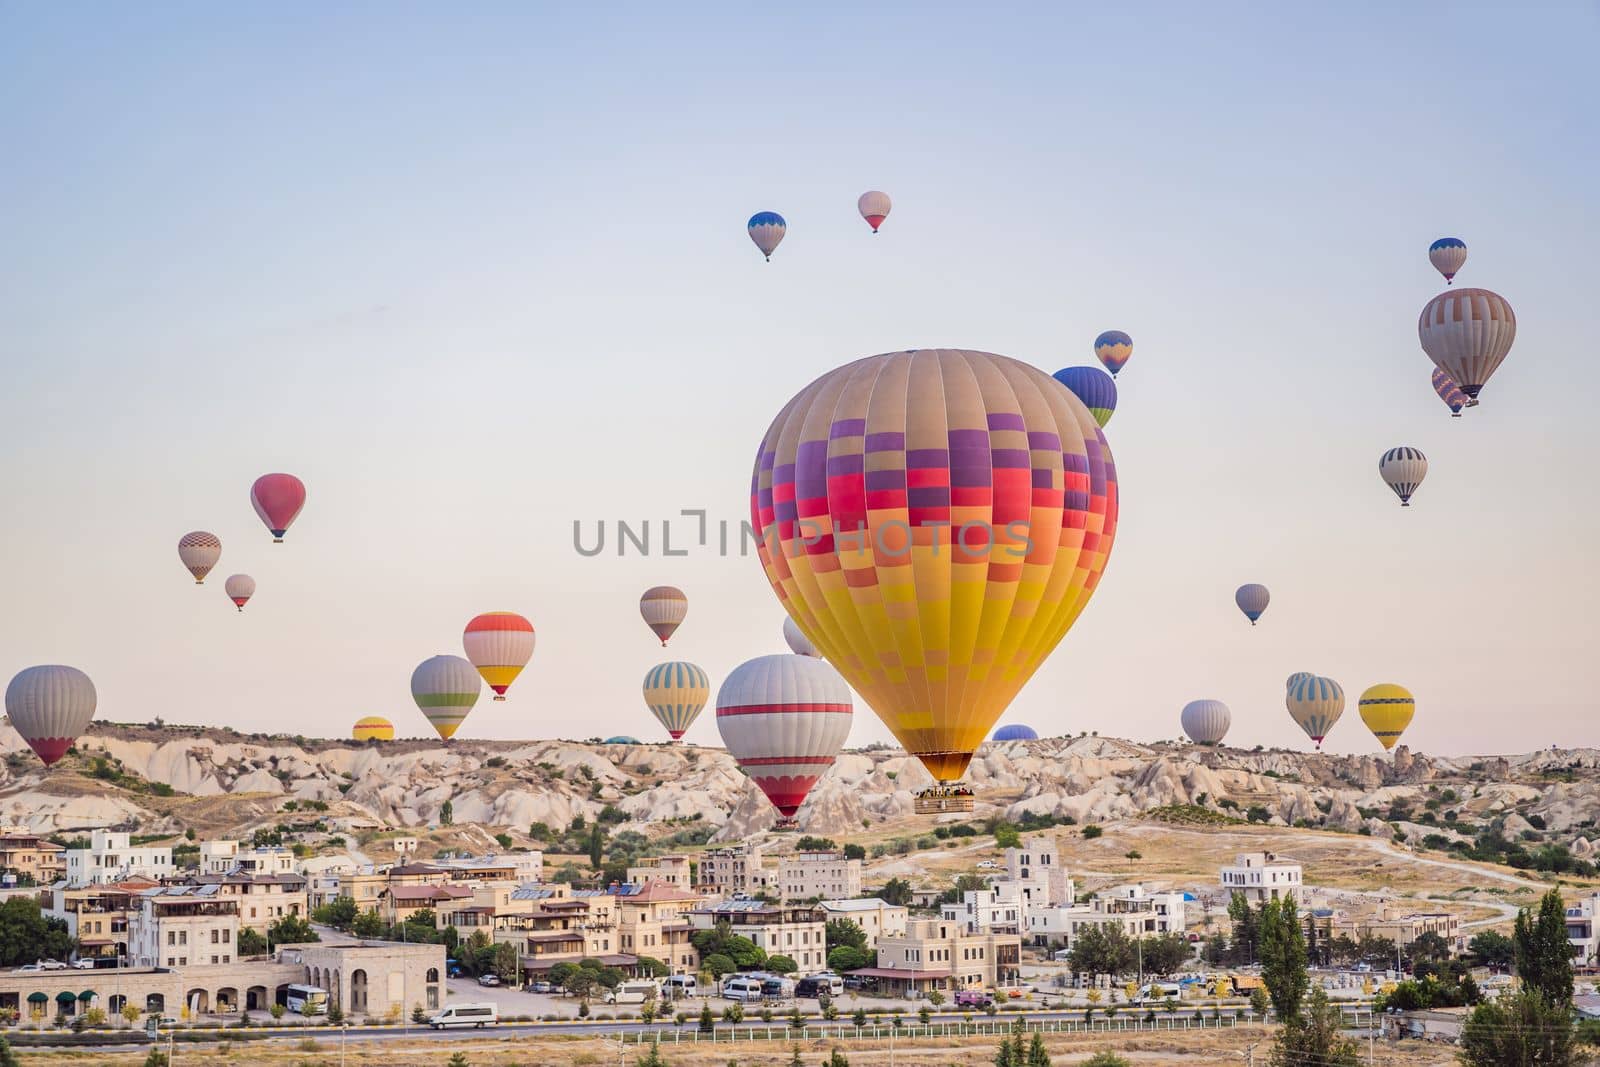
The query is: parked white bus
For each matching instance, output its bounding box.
[606,979,661,1004]
[284,984,329,1015]
[721,976,765,1002]
[429,1003,498,1029]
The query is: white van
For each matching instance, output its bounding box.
[1134,983,1182,1004]
[607,979,661,1004]
[721,976,765,1002]
[429,1003,498,1029]
[664,975,698,997]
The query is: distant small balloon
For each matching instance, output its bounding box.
[782,617,820,658]
[224,574,255,612]
[1052,366,1118,428]
[640,586,688,646]
[1180,700,1231,745]
[643,661,711,741]
[1431,368,1469,417]
[1428,237,1467,284]
[1359,683,1415,752]
[1286,674,1345,749]
[462,612,536,701]
[1379,447,1428,507]
[857,191,891,233]
[1234,584,1270,626]
[250,473,306,543]
[1094,330,1133,378]
[352,716,394,742]
[748,212,786,261]
[178,532,222,584]
[992,724,1039,742]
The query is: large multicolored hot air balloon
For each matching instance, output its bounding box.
[716,654,852,822]
[224,574,255,612]
[1359,683,1415,751]
[1379,447,1428,507]
[640,587,688,646]
[250,473,306,543]
[857,191,891,233]
[410,655,481,740]
[1418,288,1515,401]
[750,348,1117,792]
[748,212,786,261]
[1234,584,1270,626]
[1286,674,1345,749]
[1428,238,1467,284]
[642,661,710,740]
[782,617,820,658]
[352,716,394,742]
[1432,368,1470,417]
[462,612,535,701]
[992,723,1039,742]
[1051,366,1117,428]
[1093,331,1133,378]
[178,532,222,584]
[5,665,96,767]
[1180,699,1231,745]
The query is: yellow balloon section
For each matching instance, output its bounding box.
[750,349,1118,783]
[352,716,394,741]
[1358,683,1415,751]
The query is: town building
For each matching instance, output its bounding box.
[942,879,1024,935]
[503,886,629,978]
[611,882,702,975]
[776,851,861,902]
[697,843,772,896]
[1024,884,1188,949]
[46,878,158,962]
[1219,852,1303,904]
[1359,909,1462,949]
[1007,834,1073,907]
[198,840,297,876]
[627,854,694,889]
[0,828,66,886]
[283,940,448,1015]
[687,898,828,974]
[129,884,241,969]
[189,872,308,936]
[815,898,909,949]
[1567,892,1600,966]
[851,918,1022,998]
[65,830,174,886]
[429,851,543,884]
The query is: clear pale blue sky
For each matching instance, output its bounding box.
[2,3,1596,756]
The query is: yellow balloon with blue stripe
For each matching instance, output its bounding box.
[643,661,710,741]
[1358,683,1414,752]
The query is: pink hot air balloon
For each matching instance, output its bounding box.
[5,665,97,767]
[716,654,852,825]
[250,473,306,543]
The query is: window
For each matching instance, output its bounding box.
[223,929,230,943]
[222,954,230,964]
[212,930,219,944]
[167,957,175,967]
[168,931,176,946]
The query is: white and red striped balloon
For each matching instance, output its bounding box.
[716,654,852,818]
[224,574,256,612]
[5,665,97,767]
[462,612,536,700]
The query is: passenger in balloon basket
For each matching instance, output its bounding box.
[773,817,800,832]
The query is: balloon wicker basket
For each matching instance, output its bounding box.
[772,817,800,832]
[914,786,974,815]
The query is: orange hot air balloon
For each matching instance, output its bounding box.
[462,612,535,701]
[639,586,688,646]
[750,348,1118,789]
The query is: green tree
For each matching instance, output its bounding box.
[879,878,913,907]
[1080,825,1103,839]
[825,919,868,952]
[1226,892,1258,965]
[0,897,74,966]
[1025,1030,1051,1066]
[1269,987,1360,1067]
[703,952,735,978]
[1409,930,1451,964]
[826,1050,850,1067]
[439,799,453,826]
[266,914,319,948]
[635,1036,667,1067]
[698,1004,715,1032]
[1257,895,1307,1020]
[828,945,871,972]
[236,927,268,956]
[0,1034,18,1067]
[767,954,797,974]
[1139,933,1190,977]
[447,1054,469,1067]
[1514,889,1574,1007]
[587,822,607,868]
[142,1051,169,1067]
[1459,988,1579,1067]
[1080,1056,1129,1067]
[842,843,865,861]
[1069,923,1134,980]
[311,896,358,929]
[351,909,386,938]
[993,1031,1017,1067]
[1468,929,1516,970]
[789,1044,804,1067]
[994,825,1021,849]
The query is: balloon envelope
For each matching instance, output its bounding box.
[5,665,96,767]
[782,617,820,658]
[1093,331,1133,377]
[1234,583,1270,625]
[716,654,852,818]
[1051,366,1118,428]
[410,655,481,740]
[224,574,255,611]
[992,724,1039,742]
[750,348,1117,784]
[1428,237,1467,284]
[1432,368,1469,416]
[643,661,711,740]
[640,587,688,646]
[1286,674,1345,747]
[1379,447,1427,506]
[1418,288,1515,400]
[748,212,786,260]
[250,473,306,542]
[178,531,221,584]
[857,191,891,232]
[462,612,536,700]
[1180,699,1231,745]
[1359,683,1415,751]
[352,716,394,742]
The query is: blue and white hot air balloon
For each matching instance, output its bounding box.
[748,212,786,261]
[1428,238,1467,284]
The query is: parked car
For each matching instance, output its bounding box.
[842,975,865,991]
[14,964,41,973]
[527,981,552,994]
[477,974,501,987]
[39,960,67,970]
[71,959,96,970]
[975,861,998,869]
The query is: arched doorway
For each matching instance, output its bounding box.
[109,994,126,1016]
[145,993,165,1014]
[216,987,238,1012]
[185,988,210,1015]
[247,985,268,1011]
[274,984,290,1007]
[349,969,368,1015]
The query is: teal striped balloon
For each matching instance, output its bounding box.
[643,661,711,741]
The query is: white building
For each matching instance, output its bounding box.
[1007,834,1073,907]
[128,884,241,969]
[942,835,1075,935]
[65,830,174,886]
[942,879,1024,935]
[1220,852,1302,904]
[199,840,297,877]
[687,898,827,974]
[698,843,772,895]
[1024,884,1188,949]
[1568,892,1600,966]
[815,897,908,948]
[777,852,861,902]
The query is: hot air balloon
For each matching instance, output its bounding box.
[1432,368,1470,417]
[224,574,255,612]
[1359,683,1414,751]
[1052,366,1118,428]
[1428,237,1467,284]
[352,716,394,742]
[5,665,96,767]
[1379,447,1427,507]
[748,212,786,261]
[1234,584,1270,625]
[410,655,481,740]
[178,532,222,584]
[640,587,688,646]
[783,617,820,658]
[604,735,641,745]
[857,191,891,233]
[643,661,710,741]
[750,348,1117,810]
[1418,288,1515,401]
[1180,700,1231,745]
[716,654,852,825]
[1093,331,1133,378]
[1286,674,1345,749]
[992,724,1039,742]
[250,473,306,543]
[462,612,535,701]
